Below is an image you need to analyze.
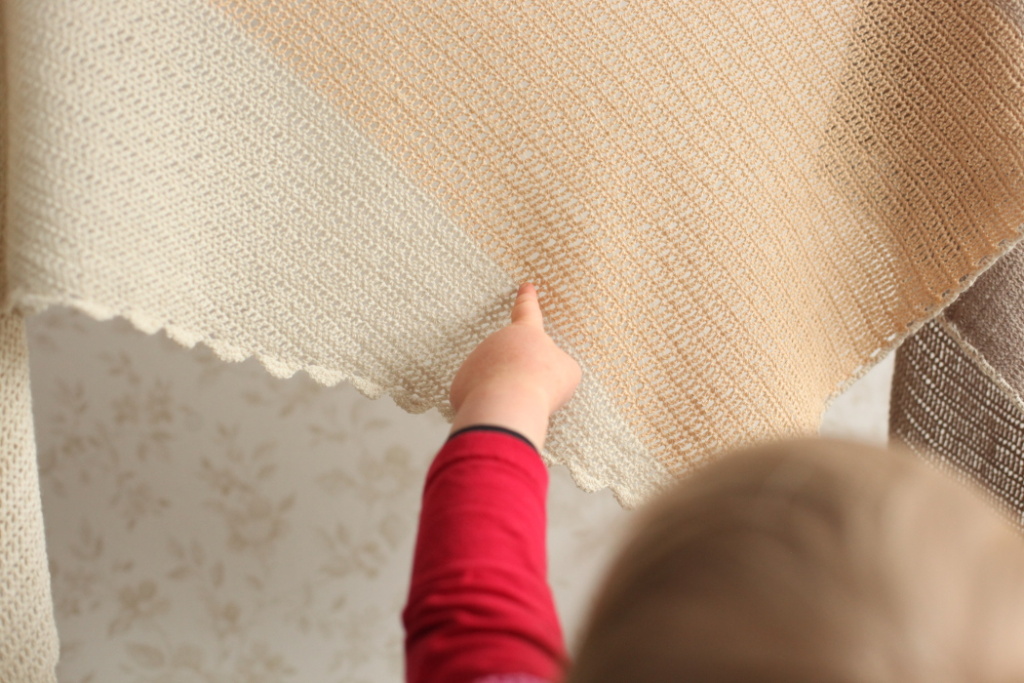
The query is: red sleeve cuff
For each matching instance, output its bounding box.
[446,424,540,453]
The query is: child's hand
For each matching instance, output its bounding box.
[448,283,582,452]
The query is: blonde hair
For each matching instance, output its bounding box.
[567,438,1024,683]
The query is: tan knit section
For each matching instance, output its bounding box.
[216,0,1024,474]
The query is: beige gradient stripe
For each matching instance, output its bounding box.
[216,0,1024,474]
[219,0,851,473]
[5,0,666,501]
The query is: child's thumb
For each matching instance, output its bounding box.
[511,282,544,327]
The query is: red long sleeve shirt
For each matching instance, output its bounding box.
[403,426,567,683]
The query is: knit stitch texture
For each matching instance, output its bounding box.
[3,1,1024,680]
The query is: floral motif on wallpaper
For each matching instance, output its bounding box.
[28,310,633,683]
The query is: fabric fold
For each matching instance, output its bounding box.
[1,6,59,674]
[0,315,59,683]
[891,244,1024,525]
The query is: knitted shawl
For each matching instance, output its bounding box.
[3,1,1024,680]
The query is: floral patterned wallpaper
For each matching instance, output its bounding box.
[27,308,892,682]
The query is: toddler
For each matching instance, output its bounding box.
[402,284,1024,682]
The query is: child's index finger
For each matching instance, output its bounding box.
[511,282,543,326]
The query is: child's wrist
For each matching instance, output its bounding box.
[449,385,552,452]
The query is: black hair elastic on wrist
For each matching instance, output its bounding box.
[446,424,539,453]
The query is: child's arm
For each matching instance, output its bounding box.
[403,283,582,683]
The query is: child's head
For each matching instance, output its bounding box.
[568,438,1024,683]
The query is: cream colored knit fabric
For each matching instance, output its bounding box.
[0,318,59,682]
[3,0,1024,680]
[1,9,59,675]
